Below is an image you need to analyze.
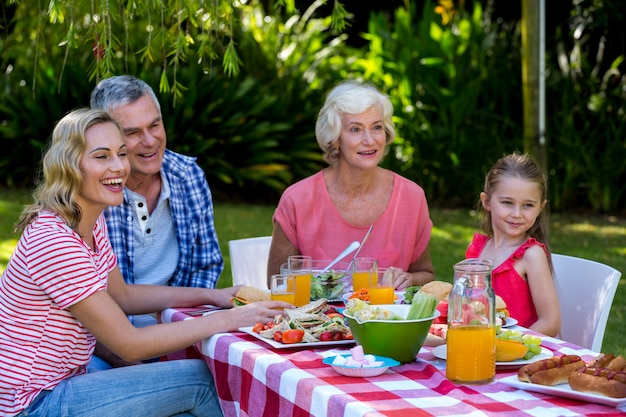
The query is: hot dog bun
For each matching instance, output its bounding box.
[518,355,584,386]
[569,367,626,398]
[589,353,626,371]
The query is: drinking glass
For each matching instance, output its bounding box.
[351,257,378,292]
[287,255,312,307]
[369,268,396,305]
[270,274,296,305]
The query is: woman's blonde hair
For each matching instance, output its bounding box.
[16,108,121,231]
[315,80,395,166]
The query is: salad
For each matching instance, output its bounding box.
[310,271,349,300]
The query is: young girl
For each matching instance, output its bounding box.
[466,152,561,336]
[0,108,290,417]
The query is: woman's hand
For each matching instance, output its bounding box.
[217,300,294,332]
[208,285,245,308]
[391,267,415,290]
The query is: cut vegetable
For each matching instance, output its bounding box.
[406,292,438,320]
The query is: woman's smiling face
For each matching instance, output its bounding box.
[77,121,129,213]
[337,106,387,170]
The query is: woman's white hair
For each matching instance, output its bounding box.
[315,80,395,165]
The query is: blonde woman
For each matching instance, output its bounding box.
[0,108,289,416]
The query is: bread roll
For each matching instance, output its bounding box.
[569,367,626,398]
[419,281,452,302]
[518,355,584,386]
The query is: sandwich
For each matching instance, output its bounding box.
[418,280,452,302]
[284,299,329,328]
[231,286,270,306]
[495,295,510,322]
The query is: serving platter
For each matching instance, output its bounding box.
[239,326,355,349]
[431,344,554,368]
[500,375,626,408]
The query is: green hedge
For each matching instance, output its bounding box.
[0,1,624,213]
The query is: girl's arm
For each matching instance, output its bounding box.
[70,266,290,363]
[523,246,562,337]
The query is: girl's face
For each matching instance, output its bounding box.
[480,176,546,239]
[77,122,129,214]
[337,107,387,170]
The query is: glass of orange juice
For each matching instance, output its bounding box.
[369,268,396,305]
[446,324,496,384]
[351,257,378,293]
[287,255,312,307]
[269,274,296,306]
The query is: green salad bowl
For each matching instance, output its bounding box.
[344,304,440,363]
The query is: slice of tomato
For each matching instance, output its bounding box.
[319,332,333,342]
[282,329,305,344]
[252,322,264,333]
[273,331,283,342]
[325,312,344,320]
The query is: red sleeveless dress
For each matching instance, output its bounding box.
[465,234,546,328]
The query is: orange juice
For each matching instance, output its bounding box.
[293,273,311,306]
[368,285,394,305]
[446,324,495,384]
[352,271,373,291]
[271,291,296,305]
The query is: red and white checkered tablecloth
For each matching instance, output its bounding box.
[160,308,626,417]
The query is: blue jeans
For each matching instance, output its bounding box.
[17,360,223,417]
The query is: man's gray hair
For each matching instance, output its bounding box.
[90,75,161,115]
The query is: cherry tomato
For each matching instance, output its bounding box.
[319,332,333,342]
[273,331,283,342]
[252,322,264,333]
[282,329,305,344]
[332,332,342,341]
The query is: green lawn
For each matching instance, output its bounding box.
[1,189,624,357]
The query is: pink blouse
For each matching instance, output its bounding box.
[465,233,546,328]
[273,171,432,270]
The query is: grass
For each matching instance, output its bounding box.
[1,188,624,357]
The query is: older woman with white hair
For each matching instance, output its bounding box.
[267,80,435,290]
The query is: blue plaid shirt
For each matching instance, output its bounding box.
[104,149,223,288]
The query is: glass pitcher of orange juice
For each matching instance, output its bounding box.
[446,258,496,385]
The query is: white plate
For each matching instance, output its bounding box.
[431,344,554,367]
[502,317,518,328]
[500,375,626,408]
[323,354,400,377]
[239,326,355,349]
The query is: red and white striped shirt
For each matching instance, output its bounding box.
[0,211,116,416]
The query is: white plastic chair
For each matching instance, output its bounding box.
[552,253,621,352]
[228,236,272,290]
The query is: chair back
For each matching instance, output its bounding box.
[552,254,621,352]
[228,236,272,290]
